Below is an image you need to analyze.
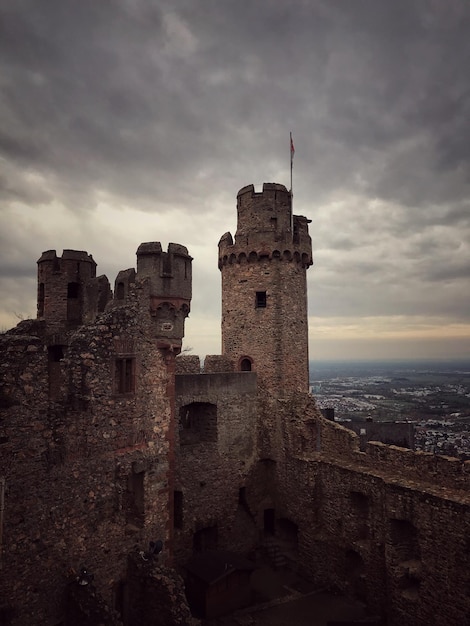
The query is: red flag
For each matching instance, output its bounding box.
[290,134,295,159]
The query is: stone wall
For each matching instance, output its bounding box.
[0,297,175,625]
[272,397,470,626]
[173,372,259,565]
[0,236,195,626]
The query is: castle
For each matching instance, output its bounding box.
[0,183,469,625]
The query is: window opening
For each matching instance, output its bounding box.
[264,508,275,534]
[48,345,65,362]
[115,358,135,394]
[174,491,183,529]
[48,345,65,400]
[67,282,81,322]
[255,291,267,308]
[127,470,144,527]
[38,283,45,317]
[240,358,252,371]
[67,282,80,298]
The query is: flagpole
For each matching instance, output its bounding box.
[290,131,293,197]
[290,132,294,233]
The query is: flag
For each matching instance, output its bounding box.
[290,133,295,160]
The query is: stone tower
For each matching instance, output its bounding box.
[218,183,312,395]
[37,249,97,331]
[136,242,192,350]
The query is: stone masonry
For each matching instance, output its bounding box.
[0,183,469,626]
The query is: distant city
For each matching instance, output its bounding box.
[309,359,470,459]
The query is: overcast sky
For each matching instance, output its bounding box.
[1,0,469,361]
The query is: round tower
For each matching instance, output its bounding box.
[218,183,313,395]
[37,249,97,331]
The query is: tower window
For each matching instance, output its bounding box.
[67,282,81,322]
[38,283,45,317]
[255,291,267,308]
[67,282,80,298]
[240,358,252,371]
[115,357,136,394]
[116,282,125,300]
[126,470,144,527]
[174,491,183,529]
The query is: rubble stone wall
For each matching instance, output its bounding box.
[174,372,259,564]
[272,398,470,626]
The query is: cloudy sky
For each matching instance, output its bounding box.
[1,0,469,361]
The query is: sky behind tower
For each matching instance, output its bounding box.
[1,0,469,361]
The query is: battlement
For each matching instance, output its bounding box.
[219,182,312,268]
[36,243,193,338]
[235,182,292,242]
[37,249,98,329]
[237,182,291,202]
[136,241,192,301]
[38,249,96,273]
[312,412,470,494]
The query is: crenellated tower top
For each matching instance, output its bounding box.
[219,183,312,269]
[37,249,97,331]
[136,242,193,350]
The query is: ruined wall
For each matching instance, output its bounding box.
[173,367,259,565]
[0,242,192,626]
[272,397,470,626]
[0,299,174,625]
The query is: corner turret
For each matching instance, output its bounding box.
[37,249,99,331]
[136,242,192,349]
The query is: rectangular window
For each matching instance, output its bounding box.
[174,491,183,529]
[255,291,267,308]
[115,357,135,394]
[127,470,144,527]
[38,283,45,317]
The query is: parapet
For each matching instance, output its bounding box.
[37,249,97,277]
[219,183,312,268]
[136,242,192,302]
[315,413,470,494]
[175,355,201,374]
[203,355,235,373]
[37,249,98,328]
[38,249,96,264]
[235,183,292,242]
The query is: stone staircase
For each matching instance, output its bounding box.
[262,535,297,570]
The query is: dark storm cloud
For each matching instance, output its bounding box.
[0,0,469,346]
[1,0,468,206]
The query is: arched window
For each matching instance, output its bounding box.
[240,358,252,372]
